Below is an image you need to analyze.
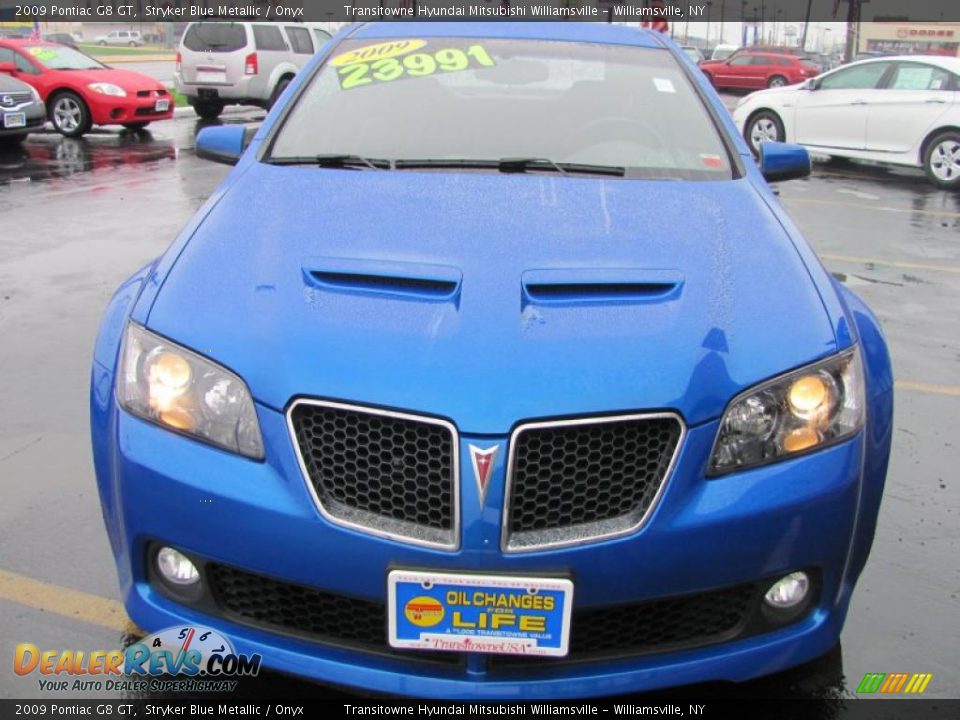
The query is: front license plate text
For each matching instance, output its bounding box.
[388,570,573,657]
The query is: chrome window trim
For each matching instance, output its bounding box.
[286,398,460,552]
[501,411,686,553]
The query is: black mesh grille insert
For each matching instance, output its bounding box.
[290,402,456,546]
[505,416,682,548]
[205,564,757,668]
[208,564,385,646]
[493,583,755,669]
[206,564,461,665]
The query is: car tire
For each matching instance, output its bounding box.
[191,100,224,120]
[49,91,93,138]
[128,41,137,47]
[123,122,150,131]
[98,40,106,47]
[745,110,785,157]
[268,77,292,110]
[923,131,960,190]
[767,75,788,88]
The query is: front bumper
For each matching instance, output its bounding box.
[0,102,45,135]
[84,90,174,126]
[92,361,870,698]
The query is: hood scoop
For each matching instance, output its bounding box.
[522,268,683,306]
[304,257,462,302]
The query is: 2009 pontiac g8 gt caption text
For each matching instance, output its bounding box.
[90,22,894,698]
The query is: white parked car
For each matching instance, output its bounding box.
[732,55,960,189]
[95,30,143,47]
[174,22,332,118]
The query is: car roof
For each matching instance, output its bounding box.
[846,54,960,73]
[738,51,801,59]
[352,21,665,49]
[0,39,57,47]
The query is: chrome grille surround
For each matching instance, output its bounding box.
[501,412,685,552]
[287,399,460,550]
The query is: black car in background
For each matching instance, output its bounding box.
[42,33,80,49]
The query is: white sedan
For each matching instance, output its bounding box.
[732,55,960,189]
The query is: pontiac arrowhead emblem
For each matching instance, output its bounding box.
[469,444,499,506]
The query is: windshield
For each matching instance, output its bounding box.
[269,38,734,180]
[25,45,104,70]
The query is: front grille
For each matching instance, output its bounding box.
[134,107,169,116]
[0,92,31,109]
[492,583,755,669]
[136,89,168,98]
[205,563,759,669]
[208,564,385,646]
[206,564,461,665]
[503,414,683,550]
[289,400,458,549]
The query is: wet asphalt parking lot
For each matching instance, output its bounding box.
[0,92,957,705]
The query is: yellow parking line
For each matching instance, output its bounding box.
[820,253,960,275]
[0,567,131,634]
[787,196,960,219]
[895,381,960,397]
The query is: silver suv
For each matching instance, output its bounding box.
[95,30,144,47]
[175,22,332,119]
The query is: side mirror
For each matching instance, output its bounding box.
[802,77,818,90]
[759,141,811,183]
[0,62,16,74]
[195,125,255,165]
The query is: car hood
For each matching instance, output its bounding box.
[146,166,837,433]
[46,67,163,90]
[0,73,34,92]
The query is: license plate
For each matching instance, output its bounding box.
[155,98,170,112]
[196,71,226,84]
[3,112,26,129]
[388,570,573,657]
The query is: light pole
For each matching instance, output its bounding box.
[741,0,749,46]
[719,0,726,44]
[706,1,713,49]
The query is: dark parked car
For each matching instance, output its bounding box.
[0,71,45,143]
[700,51,821,89]
[42,33,80,49]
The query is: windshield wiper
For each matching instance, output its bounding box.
[498,157,568,175]
[266,154,390,170]
[393,158,625,177]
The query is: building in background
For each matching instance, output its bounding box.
[859,21,960,57]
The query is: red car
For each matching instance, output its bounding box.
[0,40,174,137]
[699,51,821,90]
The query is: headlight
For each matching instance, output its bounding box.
[28,85,41,102]
[87,82,127,97]
[709,349,864,475]
[117,323,264,459]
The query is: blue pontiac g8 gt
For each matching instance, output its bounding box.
[90,22,894,697]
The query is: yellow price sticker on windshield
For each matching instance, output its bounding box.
[337,44,496,91]
[28,47,58,62]
[329,39,427,68]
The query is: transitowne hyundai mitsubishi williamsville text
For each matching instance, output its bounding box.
[90,22,894,698]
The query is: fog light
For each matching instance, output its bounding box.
[156,547,199,586]
[764,571,809,609]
